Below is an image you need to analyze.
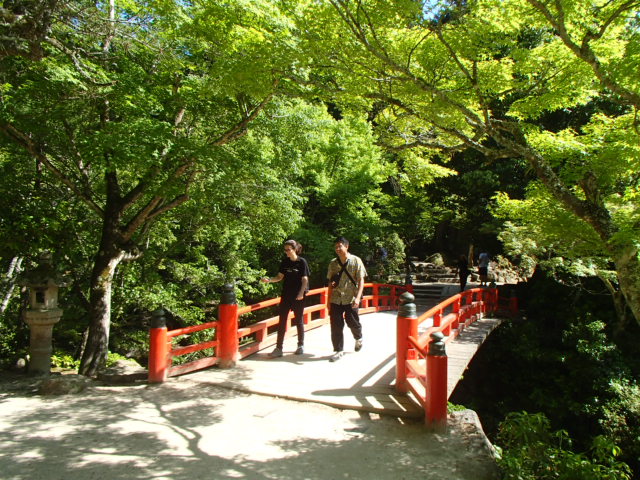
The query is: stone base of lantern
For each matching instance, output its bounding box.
[24,308,63,375]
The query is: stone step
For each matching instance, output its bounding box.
[413,284,445,300]
[411,283,467,303]
[412,269,460,283]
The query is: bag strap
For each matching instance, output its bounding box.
[336,258,358,287]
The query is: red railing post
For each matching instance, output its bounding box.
[509,289,519,316]
[452,297,461,330]
[426,331,448,431]
[396,292,418,393]
[321,288,329,319]
[372,284,379,309]
[218,284,239,369]
[148,308,169,383]
[433,310,442,327]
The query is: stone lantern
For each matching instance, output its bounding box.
[18,252,66,375]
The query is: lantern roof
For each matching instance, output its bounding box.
[18,252,68,287]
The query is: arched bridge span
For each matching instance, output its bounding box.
[148,284,517,429]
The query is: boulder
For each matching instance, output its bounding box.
[97,359,147,385]
[37,374,93,395]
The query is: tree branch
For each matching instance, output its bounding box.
[489,124,617,241]
[526,0,640,109]
[0,122,104,215]
[120,161,194,240]
[211,79,279,146]
[44,36,115,86]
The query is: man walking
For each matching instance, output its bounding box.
[326,237,367,362]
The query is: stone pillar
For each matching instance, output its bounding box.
[24,309,62,375]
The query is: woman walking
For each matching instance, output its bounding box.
[261,239,310,357]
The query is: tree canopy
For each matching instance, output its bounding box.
[290,0,640,326]
[1,0,639,366]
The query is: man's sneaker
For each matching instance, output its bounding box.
[355,339,363,352]
[269,347,283,358]
[329,351,344,362]
[294,346,304,355]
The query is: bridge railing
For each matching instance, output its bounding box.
[149,282,409,382]
[396,287,514,430]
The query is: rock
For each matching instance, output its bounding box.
[97,359,147,385]
[449,409,501,479]
[37,374,93,395]
[13,358,27,371]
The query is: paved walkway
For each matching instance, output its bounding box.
[0,301,504,480]
[186,309,503,418]
[0,372,500,480]
[188,312,420,417]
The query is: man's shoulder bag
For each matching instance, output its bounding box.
[330,258,358,287]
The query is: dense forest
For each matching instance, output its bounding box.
[1,0,639,477]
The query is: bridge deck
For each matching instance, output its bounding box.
[183,310,502,419]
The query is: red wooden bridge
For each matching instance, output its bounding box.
[148,284,517,429]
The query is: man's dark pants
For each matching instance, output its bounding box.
[329,303,362,352]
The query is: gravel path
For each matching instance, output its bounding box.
[0,372,499,480]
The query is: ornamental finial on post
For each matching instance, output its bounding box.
[151,308,166,328]
[398,291,416,318]
[428,331,446,356]
[220,283,237,305]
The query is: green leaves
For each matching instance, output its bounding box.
[496,412,632,480]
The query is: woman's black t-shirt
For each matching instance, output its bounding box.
[278,257,310,299]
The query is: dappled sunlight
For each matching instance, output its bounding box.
[0,377,498,479]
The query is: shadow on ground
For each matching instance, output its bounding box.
[0,371,499,480]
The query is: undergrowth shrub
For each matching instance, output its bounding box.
[496,411,631,480]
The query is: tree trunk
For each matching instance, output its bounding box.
[78,202,126,377]
[79,248,123,376]
[79,248,121,376]
[516,147,640,325]
[597,272,631,335]
[1,256,23,316]
[613,244,640,327]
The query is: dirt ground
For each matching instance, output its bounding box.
[0,371,499,480]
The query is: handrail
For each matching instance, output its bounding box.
[396,287,508,430]
[149,282,411,382]
[407,335,427,357]
[415,288,498,348]
[235,283,406,359]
